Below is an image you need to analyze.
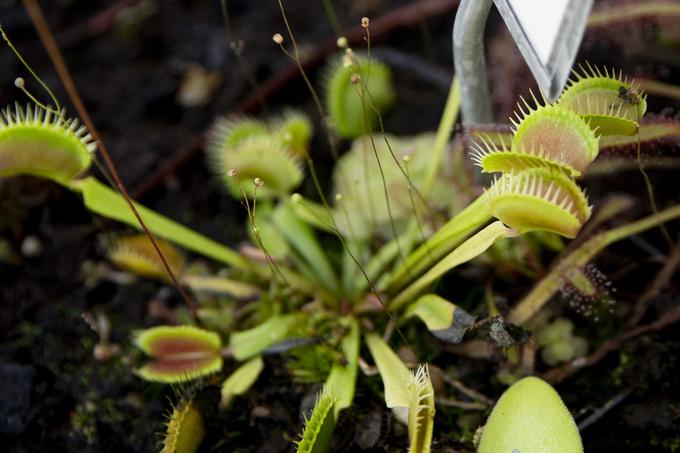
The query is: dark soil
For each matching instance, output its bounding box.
[1,0,680,452]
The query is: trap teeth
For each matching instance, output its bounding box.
[558,64,646,136]
[510,104,599,175]
[486,168,591,238]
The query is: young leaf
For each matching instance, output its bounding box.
[220,356,264,409]
[180,274,261,299]
[295,391,336,453]
[404,294,476,344]
[324,318,359,416]
[364,333,412,408]
[134,325,222,383]
[229,314,298,360]
[162,398,205,453]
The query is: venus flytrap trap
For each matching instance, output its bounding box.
[206,113,308,199]
[477,377,583,453]
[0,103,95,183]
[134,325,223,383]
[294,391,336,453]
[365,334,435,453]
[161,396,205,453]
[558,63,647,136]
[323,53,395,139]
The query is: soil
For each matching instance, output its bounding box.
[1,0,679,452]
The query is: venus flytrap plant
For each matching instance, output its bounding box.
[384,70,639,300]
[108,234,185,281]
[4,18,674,448]
[114,63,666,450]
[206,113,308,199]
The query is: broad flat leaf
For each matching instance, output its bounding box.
[404,294,476,344]
[220,356,264,408]
[229,314,298,360]
[324,319,359,416]
[364,333,412,408]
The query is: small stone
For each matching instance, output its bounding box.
[21,235,43,258]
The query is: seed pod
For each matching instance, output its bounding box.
[486,168,591,238]
[509,103,599,176]
[477,377,583,453]
[0,103,95,183]
[558,63,647,136]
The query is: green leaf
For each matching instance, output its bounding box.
[220,356,264,408]
[404,294,475,344]
[229,314,298,360]
[324,318,359,416]
[392,221,515,310]
[272,201,339,295]
[295,391,336,453]
[69,177,249,270]
[364,333,412,408]
[383,196,491,293]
